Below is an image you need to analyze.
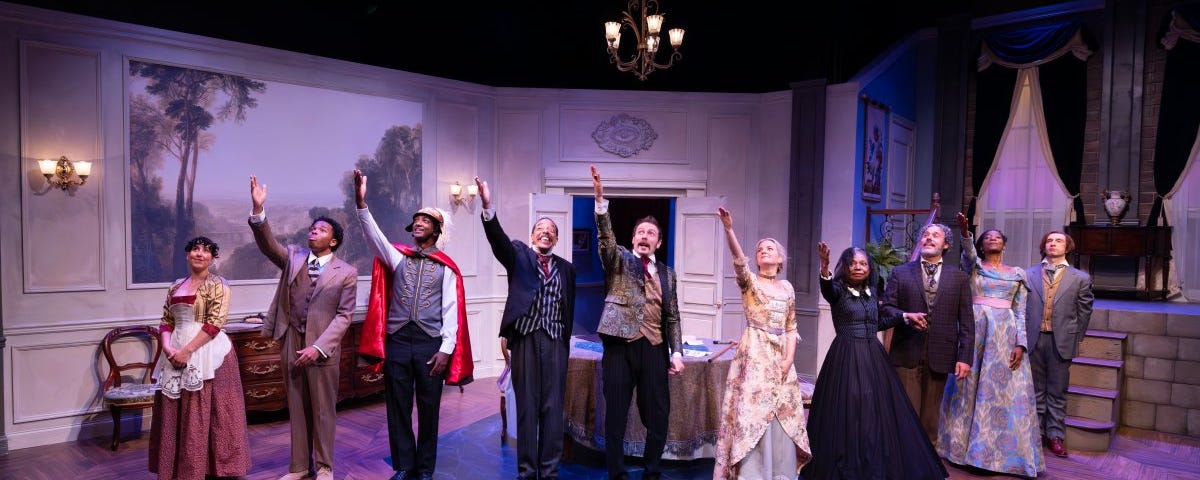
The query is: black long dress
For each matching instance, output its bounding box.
[800,277,947,479]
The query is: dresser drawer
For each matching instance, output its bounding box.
[242,382,286,411]
[239,357,283,382]
[234,336,282,357]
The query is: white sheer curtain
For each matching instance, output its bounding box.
[1164,127,1200,301]
[975,68,1073,269]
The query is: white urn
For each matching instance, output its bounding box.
[1102,189,1132,225]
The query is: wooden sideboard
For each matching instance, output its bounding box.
[226,320,384,412]
[1065,225,1172,300]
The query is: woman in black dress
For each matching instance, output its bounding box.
[801,242,947,479]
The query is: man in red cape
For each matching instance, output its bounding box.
[352,169,472,480]
[360,246,473,385]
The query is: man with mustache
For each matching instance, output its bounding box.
[881,223,974,443]
[474,176,576,480]
[353,170,473,480]
[1025,231,1093,458]
[248,176,358,480]
[590,165,684,480]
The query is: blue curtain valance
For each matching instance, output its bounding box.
[978,19,1092,71]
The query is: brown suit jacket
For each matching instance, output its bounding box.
[250,218,357,361]
[881,259,975,374]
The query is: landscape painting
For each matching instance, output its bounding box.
[128,60,423,284]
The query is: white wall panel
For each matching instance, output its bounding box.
[19,42,104,294]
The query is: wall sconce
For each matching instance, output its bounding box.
[38,156,91,191]
[449,181,479,204]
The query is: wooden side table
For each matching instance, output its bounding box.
[1065,225,1172,300]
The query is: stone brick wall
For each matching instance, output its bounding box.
[1090,309,1200,437]
[1138,0,1170,224]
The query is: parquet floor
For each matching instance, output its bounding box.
[0,378,1196,479]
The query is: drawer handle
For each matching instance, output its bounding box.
[245,364,280,376]
[361,372,384,383]
[244,340,278,351]
[246,388,278,399]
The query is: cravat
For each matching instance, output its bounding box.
[922,260,939,288]
[537,254,552,278]
[1045,263,1065,281]
[640,255,652,279]
[308,258,321,279]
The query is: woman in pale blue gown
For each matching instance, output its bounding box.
[938,213,1043,477]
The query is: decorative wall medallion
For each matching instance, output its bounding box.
[592,113,658,158]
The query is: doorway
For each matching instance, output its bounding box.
[570,196,675,335]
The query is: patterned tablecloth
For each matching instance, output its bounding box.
[563,335,813,460]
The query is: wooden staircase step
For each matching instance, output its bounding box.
[1065,415,1117,452]
[1077,330,1126,361]
[1069,357,1123,390]
[1066,385,1118,423]
[1067,385,1118,399]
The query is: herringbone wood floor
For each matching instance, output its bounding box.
[0,378,1196,479]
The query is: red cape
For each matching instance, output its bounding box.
[358,243,474,386]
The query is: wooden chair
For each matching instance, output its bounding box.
[100,325,161,450]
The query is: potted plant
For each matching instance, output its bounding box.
[866,239,908,287]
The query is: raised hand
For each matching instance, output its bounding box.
[591,164,603,202]
[250,175,267,215]
[817,241,831,276]
[353,169,367,209]
[718,207,733,229]
[956,212,970,238]
[474,176,491,209]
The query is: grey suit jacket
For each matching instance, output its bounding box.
[1024,263,1094,359]
[594,208,682,356]
[250,217,358,362]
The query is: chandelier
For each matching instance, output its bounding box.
[603,0,685,81]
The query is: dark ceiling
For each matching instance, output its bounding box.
[12,1,1072,93]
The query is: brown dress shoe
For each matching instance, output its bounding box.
[1048,437,1069,457]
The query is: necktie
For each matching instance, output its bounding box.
[922,260,939,288]
[1045,263,1065,281]
[640,255,652,279]
[308,258,320,279]
[537,254,552,277]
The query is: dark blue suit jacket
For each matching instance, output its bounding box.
[483,213,576,343]
[881,259,975,374]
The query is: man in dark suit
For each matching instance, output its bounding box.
[1025,231,1093,458]
[474,176,576,480]
[881,222,974,442]
[590,165,684,480]
[248,175,358,480]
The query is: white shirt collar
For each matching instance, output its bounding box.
[1042,258,1070,268]
[307,252,333,267]
[848,285,872,297]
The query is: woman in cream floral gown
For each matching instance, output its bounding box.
[713,208,811,480]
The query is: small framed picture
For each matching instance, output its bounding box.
[862,97,888,203]
[572,229,590,253]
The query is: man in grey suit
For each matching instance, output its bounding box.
[590,165,684,480]
[1025,230,1093,458]
[248,175,358,480]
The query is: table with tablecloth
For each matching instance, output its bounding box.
[563,335,813,461]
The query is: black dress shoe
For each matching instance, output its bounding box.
[389,471,410,480]
[418,473,434,480]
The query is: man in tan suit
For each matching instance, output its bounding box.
[248,175,358,480]
[590,165,684,480]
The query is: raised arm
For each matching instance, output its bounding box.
[957,212,978,274]
[353,169,403,270]
[592,165,622,271]
[817,241,841,305]
[247,175,288,268]
[719,207,753,290]
[476,176,517,270]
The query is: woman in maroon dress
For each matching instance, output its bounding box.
[148,237,250,480]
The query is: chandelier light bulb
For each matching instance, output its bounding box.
[604,21,621,41]
[646,14,664,35]
[668,28,685,47]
